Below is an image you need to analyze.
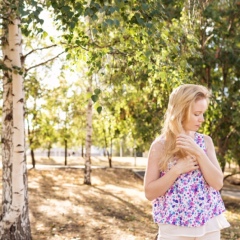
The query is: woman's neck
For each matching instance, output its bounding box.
[184,131,196,138]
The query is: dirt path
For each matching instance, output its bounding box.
[27,168,158,240]
[27,168,240,240]
[0,157,239,239]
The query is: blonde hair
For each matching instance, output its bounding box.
[159,84,211,171]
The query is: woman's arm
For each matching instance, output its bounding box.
[198,135,224,190]
[144,138,199,201]
[176,134,224,190]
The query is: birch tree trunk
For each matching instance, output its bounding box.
[1,6,32,239]
[84,78,93,185]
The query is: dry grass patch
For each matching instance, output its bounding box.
[28,168,157,240]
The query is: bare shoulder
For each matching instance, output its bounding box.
[152,136,165,148]
[151,135,165,152]
[202,134,214,150]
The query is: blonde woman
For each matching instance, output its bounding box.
[144,84,230,240]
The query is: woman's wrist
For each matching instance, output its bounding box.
[195,148,206,159]
[171,165,182,177]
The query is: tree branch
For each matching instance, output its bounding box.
[224,172,240,181]
[25,50,65,72]
[203,34,214,47]
[23,44,58,59]
[60,41,89,52]
[109,49,128,56]
[23,37,132,73]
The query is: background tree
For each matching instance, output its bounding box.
[185,0,240,171]
[25,73,44,168]
[22,1,240,175]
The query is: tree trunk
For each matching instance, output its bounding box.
[107,150,112,168]
[30,149,35,169]
[81,142,84,157]
[84,80,92,185]
[0,12,31,239]
[109,137,113,168]
[47,142,52,159]
[27,123,35,168]
[47,148,51,158]
[64,139,68,166]
[103,128,112,168]
[120,139,123,157]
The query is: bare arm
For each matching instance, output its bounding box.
[198,135,223,190]
[176,134,223,190]
[144,138,199,201]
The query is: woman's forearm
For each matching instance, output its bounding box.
[197,151,224,190]
[144,167,180,201]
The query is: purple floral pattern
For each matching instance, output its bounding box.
[152,133,225,227]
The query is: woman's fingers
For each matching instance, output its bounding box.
[176,136,200,157]
[187,156,198,167]
[176,156,199,174]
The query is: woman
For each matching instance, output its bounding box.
[144,84,230,240]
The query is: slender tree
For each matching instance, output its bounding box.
[0,0,31,238]
[84,76,93,184]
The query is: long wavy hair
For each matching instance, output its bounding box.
[159,84,211,171]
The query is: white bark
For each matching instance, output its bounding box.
[0,18,25,235]
[84,78,93,185]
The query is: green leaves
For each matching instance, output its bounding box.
[0,62,10,71]
[91,94,98,102]
[91,88,101,103]
[19,1,45,36]
[47,0,83,31]
[12,65,24,75]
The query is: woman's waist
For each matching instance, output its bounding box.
[153,187,224,211]
[153,179,222,205]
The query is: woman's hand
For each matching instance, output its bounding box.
[173,155,199,175]
[176,134,224,190]
[176,134,204,158]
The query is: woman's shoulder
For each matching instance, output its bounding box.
[195,132,212,140]
[148,135,165,159]
[153,135,165,143]
[151,135,165,150]
[203,134,214,147]
[196,133,214,149]
[198,133,213,142]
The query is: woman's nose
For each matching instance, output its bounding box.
[199,115,204,122]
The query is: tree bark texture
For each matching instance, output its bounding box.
[84,81,93,185]
[1,12,32,239]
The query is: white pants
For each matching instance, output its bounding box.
[157,230,220,240]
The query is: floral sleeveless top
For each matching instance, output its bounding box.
[152,133,225,227]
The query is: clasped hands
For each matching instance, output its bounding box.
[174,134,201,175]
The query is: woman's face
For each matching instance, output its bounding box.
[183,98,208,133]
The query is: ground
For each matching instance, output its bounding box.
[28,168,157,240]
[0,156,240,239]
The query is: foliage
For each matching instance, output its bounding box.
[2,0,239,168]
[46,0,199,152]
[188,0,240,170]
